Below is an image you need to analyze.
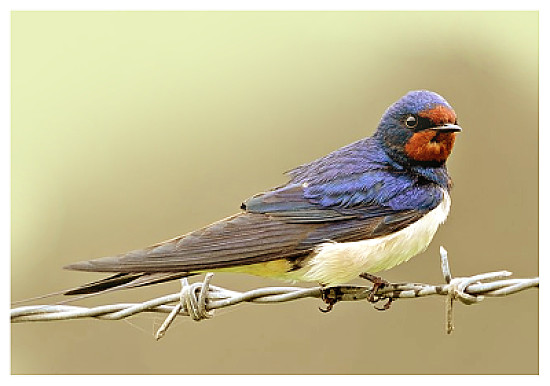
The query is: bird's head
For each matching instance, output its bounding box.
[375,90,461,168]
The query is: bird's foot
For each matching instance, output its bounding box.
[360,272,390,301]
[319,286,339,313]
[373,297,394,311]
[359,272,394,311]
[319,299,336,313]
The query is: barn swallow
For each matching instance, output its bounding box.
[64,90,461,296]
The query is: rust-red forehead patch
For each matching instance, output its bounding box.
[418,105,457,125]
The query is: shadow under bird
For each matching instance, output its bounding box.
[64,90,462,296]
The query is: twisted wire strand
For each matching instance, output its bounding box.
[11,247,539,338]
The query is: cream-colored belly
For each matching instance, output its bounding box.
[289,190,452,285]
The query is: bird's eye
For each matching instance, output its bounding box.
[405,115,418,128]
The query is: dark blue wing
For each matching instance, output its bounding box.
[243,184,359,223]
[243,169,443,224]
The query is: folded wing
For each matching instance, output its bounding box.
[64,177,437,294]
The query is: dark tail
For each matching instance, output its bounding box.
[64,272,193,295]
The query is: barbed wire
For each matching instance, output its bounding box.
[11,247,539,339]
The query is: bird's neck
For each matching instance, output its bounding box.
[409,164,452,190]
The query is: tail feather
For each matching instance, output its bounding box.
[63,272,192,295]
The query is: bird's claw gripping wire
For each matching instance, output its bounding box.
[319,298,337,313]
[373,297,394,311]
[318,286,344,313]
[360,272,394,311]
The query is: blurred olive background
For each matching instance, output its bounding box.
[11,11,538,374]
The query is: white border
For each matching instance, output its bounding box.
[3,1,545,383]
[3,0,545,11]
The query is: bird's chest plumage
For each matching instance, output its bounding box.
[289,189,451,285]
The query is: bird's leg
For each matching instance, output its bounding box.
[359,273,394,311]
[360,272,390,300]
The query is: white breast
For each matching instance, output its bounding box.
[292,189,451,286]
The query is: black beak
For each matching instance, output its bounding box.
[433,123,462,133]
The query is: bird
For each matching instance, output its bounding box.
[63,90,462,298]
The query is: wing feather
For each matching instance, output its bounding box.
[65,177,438,277]
[65,209,426,274]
